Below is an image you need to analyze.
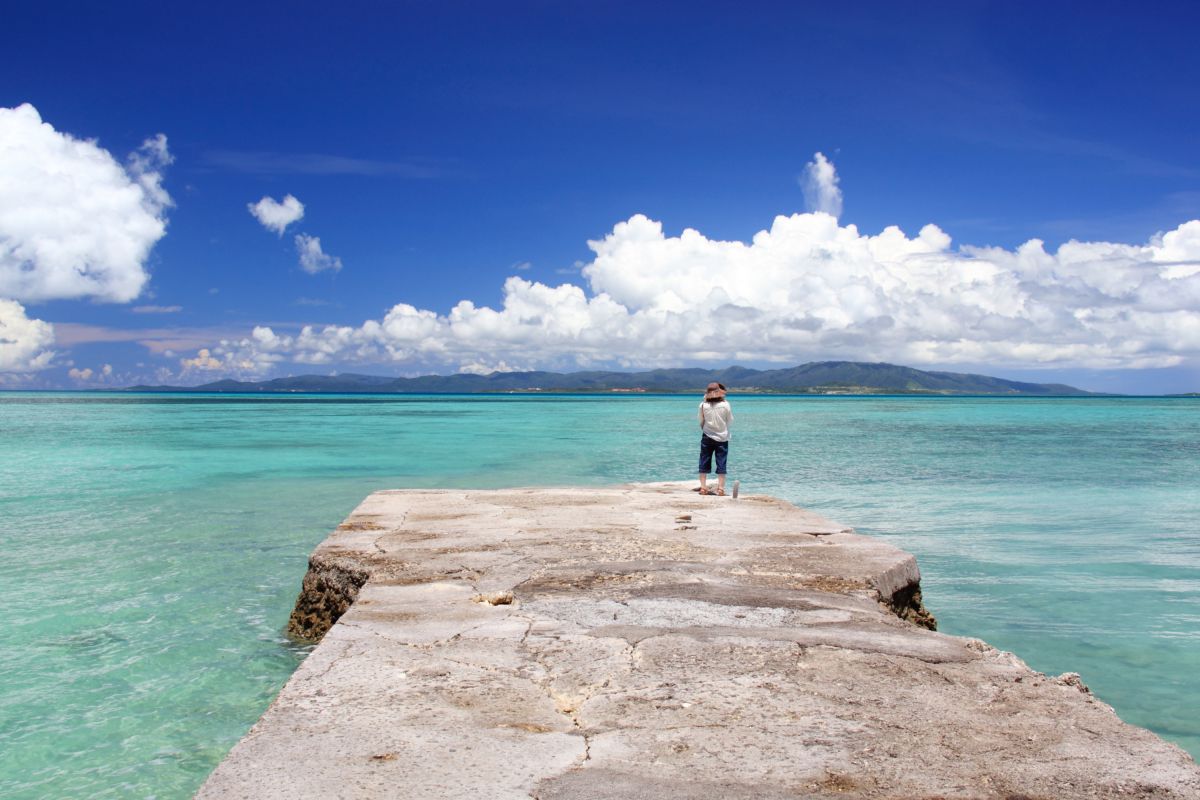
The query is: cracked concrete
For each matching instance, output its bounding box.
[196,483,1199,799]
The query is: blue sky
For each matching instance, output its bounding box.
[2,1,1199,393]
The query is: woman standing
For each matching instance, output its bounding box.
[697,382,733,496]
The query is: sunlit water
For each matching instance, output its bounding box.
[1,392,1197,797]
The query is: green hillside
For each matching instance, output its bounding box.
[127,361,1096,396]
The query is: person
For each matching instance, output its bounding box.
[697,381,733,496]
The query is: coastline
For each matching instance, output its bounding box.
[197,483,1199,799]
[13,387,1197,397]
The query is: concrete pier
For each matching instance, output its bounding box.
[197,483,1199,799]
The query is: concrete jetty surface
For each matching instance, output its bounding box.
[197,484,1199,799]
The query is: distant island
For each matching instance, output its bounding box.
[128,361,1098,396]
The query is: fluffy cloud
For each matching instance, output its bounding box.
[68,364,113,383]
[179,348,224,372]
[179,336,283,377]
[248,195,340,275]
[295,234,342,274]
[178,144,1200,378]
[199,210,1200,377]
[0,299,55,372]
[801,152,843,217]
[0,103,172,303]
[248,194,305,235]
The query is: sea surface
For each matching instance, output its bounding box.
[1,392,1197,797]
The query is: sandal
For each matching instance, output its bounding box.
[716,488,726,496]
[698,487,711,495]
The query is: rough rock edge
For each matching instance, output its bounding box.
[286,553,371,641]
[286,550,939,643]
[884,582,937,630]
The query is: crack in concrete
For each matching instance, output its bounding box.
[338,619,552,684]
[300,641,361,683]
[489,553,535,573]
[447,616,505,644]
[515,614,536,645]
[510,564,552,595]
[371,512,409,553]
[516,629,601,768]
[339,615,531,658]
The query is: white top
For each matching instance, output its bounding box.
[698,399,733,442]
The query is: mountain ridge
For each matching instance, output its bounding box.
[126,361,1098,396]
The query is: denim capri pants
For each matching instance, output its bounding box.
[698,434,728,475]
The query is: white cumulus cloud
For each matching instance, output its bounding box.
[801,151,843,217]
[248,194,305,235]
[196,210,1200,378]
[0,103,172,303]
[458,359,527,375]
[0,298,55,372]
[67,364,112,383]
[179,348,224,373]
[295,234,342,274]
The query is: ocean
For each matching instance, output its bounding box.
[0,392,1197,798]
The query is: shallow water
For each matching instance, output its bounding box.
[0,392,1196,797]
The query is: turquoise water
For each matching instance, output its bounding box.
[0,393,1197,797]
